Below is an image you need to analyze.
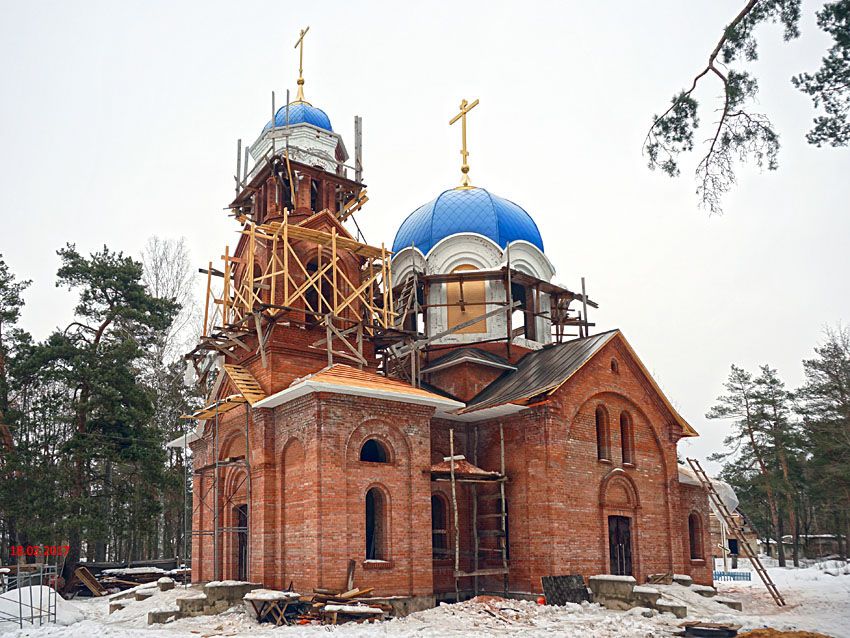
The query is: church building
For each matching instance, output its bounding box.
[184,29,712,608]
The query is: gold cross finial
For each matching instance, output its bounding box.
[449,98,479,188]
[294,26,310,103]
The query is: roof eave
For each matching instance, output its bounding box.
[253,379,464,412]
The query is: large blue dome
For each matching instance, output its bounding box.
[263,101,333,133]
[392,187,544,255]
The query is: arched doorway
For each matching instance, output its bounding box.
[599,470,641,577]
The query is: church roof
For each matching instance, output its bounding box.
[421,347,516,375]
[392,187,544,255]
[461,330,698,437]
[253,364,463,411]
[263,101,333,133]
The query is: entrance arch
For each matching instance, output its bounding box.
[599,469,641,577]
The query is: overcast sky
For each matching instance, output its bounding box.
[2,1,848,470]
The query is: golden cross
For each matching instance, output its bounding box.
[449,98,479,188]
[294,26,310,102]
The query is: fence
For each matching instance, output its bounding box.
[713,570,752,582]
[0,564,58,629]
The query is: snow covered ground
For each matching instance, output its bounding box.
[1,562,848,637]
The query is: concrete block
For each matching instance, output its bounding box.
[147,608,180,625]
[672,574,693,587]
[692,584,717,597]
[108,601,128,614]
[157,577,175,592]
[655,598,687,618]
[134,591,153,602]
[587,575,636,600]
[176,594,208,614]
[716,597,743,611]
[632,585,661,607]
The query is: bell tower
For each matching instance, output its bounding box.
[185,27,389,399]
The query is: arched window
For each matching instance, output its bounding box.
[596,406,611,461]
[688,513,703,560]
[620,411,634,465]
[365,488,387,560]
[360,439,389,463]
[447,265,487,334]
[431,494,449,559]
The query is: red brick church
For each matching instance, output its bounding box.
[184,33,712,607]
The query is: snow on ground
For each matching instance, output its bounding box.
[1,561,848,638]
[0,587,83,631]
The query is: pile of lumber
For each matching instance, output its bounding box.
[294,586,391,625]
[68,564,188,597]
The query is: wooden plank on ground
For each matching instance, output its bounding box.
[74,566,107,596]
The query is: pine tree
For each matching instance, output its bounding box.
[21,244,178,585]
[752,365,805,566]
[707,364,787,564]
[0,254,32,558]
[798,325,850,557]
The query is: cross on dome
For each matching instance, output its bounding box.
[294,26,310,103]
[449,98,479,189]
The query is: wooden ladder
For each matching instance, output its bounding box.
[686,458,786,607]
[393,275,417,329]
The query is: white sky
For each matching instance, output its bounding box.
[2,1,848,470]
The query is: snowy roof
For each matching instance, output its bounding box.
[677,464,739,513]
[253,364,464,413]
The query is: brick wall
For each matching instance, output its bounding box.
[190,333,712,596]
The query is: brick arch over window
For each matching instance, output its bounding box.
[345,421,409,466]
[219,431,247,461]
[570,392,668,476]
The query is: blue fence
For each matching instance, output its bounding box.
[713,571,752,581]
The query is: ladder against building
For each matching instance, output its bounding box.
[686,458,786,607]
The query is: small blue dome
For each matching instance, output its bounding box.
[392,187,544,255]
[263,101,333,133]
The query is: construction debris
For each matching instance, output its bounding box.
[241,585,390,626]
[66,562,188,597]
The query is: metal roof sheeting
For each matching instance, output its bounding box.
[462,331,617,413]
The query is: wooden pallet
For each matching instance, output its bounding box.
[687,458,785,607]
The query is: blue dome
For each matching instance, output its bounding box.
[263,101,333,132]
[392,187,544,255]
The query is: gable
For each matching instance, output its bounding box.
[461,330,697,437]
[297,208,355,240]
[550,332,698,437]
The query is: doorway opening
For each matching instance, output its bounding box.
[608,515,632,576]
[235,504,248,581]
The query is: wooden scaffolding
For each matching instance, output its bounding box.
[185,209,396,382]
[382,262,597,388]
[430,425,509,597]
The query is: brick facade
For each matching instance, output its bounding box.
[190,330,712,598]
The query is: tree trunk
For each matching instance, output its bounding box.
[777,514,786,567]
[793,512,801,565]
